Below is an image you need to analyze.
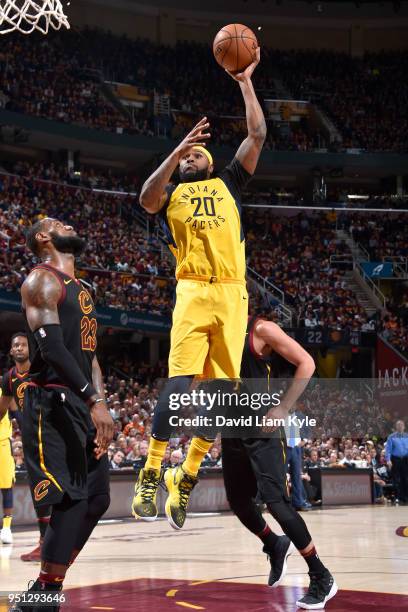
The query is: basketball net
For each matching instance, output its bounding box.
[0,0,70,34]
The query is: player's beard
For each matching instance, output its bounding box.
[13,353,28,363]
[179,167,209,183]
[49,231,86,257]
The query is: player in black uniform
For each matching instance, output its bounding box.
[0,333,31,545]
[221,316,337,610]
[20,217,114,610]
[0,332,52,561]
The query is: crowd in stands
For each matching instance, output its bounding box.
[7,160,140,193]
[346,213,408,261]
[378,303,408,356]
[1,29,407,152]
[0,169,176,316]
[242,189,408,210]
[171,110,316,152]
[274,49,408,153]
[0,166,366,329]
[245,209,373,331]
[3,161,405,332]
[342,213,408,353]
[302,437,391,503]
[0,34,134,133]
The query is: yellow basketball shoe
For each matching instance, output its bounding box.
[164,465,198,530]
[131,467,161,521]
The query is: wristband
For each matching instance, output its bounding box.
[89,397,105,407]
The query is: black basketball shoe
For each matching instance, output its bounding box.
[12,578,63,612]
[264,535,295,588]
[296,569,338,609]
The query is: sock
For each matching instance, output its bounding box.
[68,549,80,567]
[38,516,50,539]
[182,438,213,477]
[257,523,279,552]
[2,515,12,529]
[39,570,65,588]
[145,438,168,472]
[301,545,327,575]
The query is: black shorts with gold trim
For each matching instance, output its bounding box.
[221,428,289,505]
[23,385,109,507]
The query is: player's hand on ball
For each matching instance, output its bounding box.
[226,47,260,82]
[90,400,114,458]
[175,116,211,160]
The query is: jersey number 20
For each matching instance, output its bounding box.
[191,197,216,217]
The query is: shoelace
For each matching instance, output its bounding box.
[178,475,196,512]
[140,471,159,502]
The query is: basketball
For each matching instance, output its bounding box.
[213,23,258,73]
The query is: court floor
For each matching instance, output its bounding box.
[1,505,407,611]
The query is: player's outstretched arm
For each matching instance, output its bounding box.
[139,116,210,213]
[21,269,98,404]
[226,48,266,175]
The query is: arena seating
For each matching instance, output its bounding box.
[273,49,408,152]
[2,164,395,330]
[1,30,407,152]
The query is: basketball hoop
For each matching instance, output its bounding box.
[0,0,70,35]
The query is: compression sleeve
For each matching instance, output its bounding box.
[34,324,96,403]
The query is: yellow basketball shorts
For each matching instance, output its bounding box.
[0,439,15,489]
[168,278,248,379]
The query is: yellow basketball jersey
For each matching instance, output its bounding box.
[0,390,12,441]
[160,159,250,281]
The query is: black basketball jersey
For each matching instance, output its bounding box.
[24,263,97,387]
[241,316,273,383]
[241,316,295,383]
[1,366,30,410]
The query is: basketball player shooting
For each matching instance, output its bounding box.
[19,218,114,609]
[132,47,266,530]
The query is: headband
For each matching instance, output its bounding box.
[192,146,213,166]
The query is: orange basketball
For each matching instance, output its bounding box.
[213,23,258,73]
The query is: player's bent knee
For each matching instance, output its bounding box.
[266,498,296,523]
[87,493,110,519]
[226,492,254,514]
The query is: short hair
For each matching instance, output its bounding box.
[11,332,28,345]
[25,219,46,256]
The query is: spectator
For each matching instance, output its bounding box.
[110,450,125,470]
[202,446,221,468]
[170,449,183,467]
[133,440,149,471]
[385,420,408,504]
